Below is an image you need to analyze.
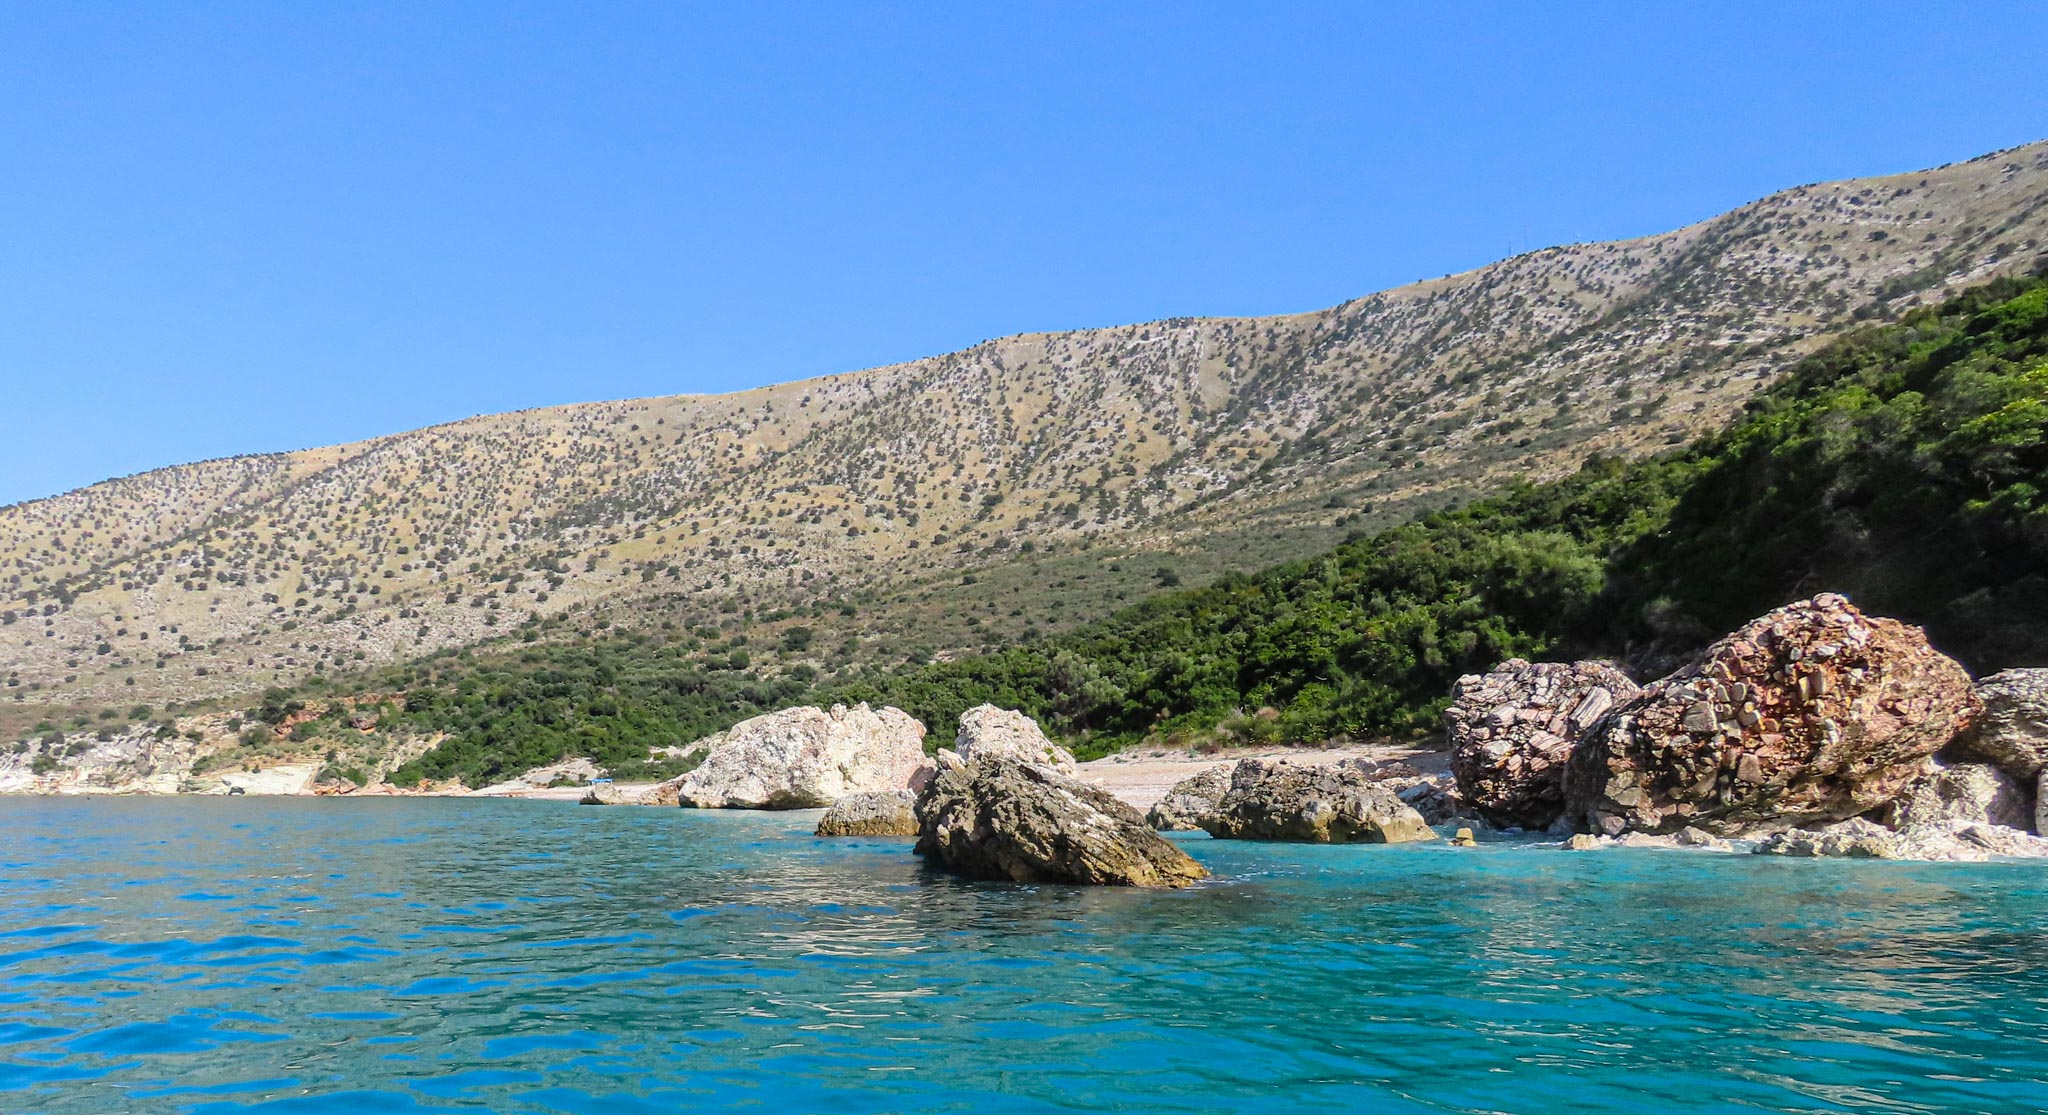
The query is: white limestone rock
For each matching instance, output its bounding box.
[673,704,933,809]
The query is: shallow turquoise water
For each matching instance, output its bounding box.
[2,798,2046,1113]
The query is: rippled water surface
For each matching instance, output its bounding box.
[3,797,2047,1113]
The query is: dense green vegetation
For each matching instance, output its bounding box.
[849,273,2048,751]
[371,642,807,786]
[324,271,2046,784]
[1608,279,2048,667]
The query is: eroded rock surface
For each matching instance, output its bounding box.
[1756,817,2048,861]
[1880,761,2034,831]
[1755,817,1903,858]
[1199,758,1435,844]
[1145,763,1235,831]
[1445,659,1638,829]
[816,791,919,836]
[914,757,1207,887]
[1565,594,1979,836]
[1957,669,2048,781]
[954,705,1077,772]
[676,704,933,809]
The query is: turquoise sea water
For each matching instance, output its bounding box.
[2,798,2046,1114]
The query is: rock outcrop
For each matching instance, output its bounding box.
[1956,669,2048,780]
[579,780,683,807]
[816,791,919,836]
[1756,817,2048,861]
[953,705,1077,771]
[1393,775,1471,827]
[1565,594,1980,836]
[1562,828,1734,852]
[914,757,1207,887]
[1754,817,1902,858]
[1445,659,1638,829]
[1145,763,1235,831]
[1879,761,2034,831]
[1199,758,1436,844]
[675,704,933,809]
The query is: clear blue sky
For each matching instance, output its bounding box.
[2,2,2044,506]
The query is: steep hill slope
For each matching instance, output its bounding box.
[369,267,2048,788]
[5,141,2048,718]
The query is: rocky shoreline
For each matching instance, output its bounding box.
[8,592,2044,873]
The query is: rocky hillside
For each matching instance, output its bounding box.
[5,141,2048,717]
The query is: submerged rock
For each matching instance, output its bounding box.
[1445,659,1638,830]
[914,757,1207,887]
[675,704,933,809]
[815,791,919,836]
[1565,594,1980,836]
[1956,669,2048,781]
[1199,758,1435,844]
[1145,763,1235,831]
[953,705,1077,772]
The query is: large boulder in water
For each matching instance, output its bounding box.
[815,791,919,836]
[674,704,933,809]
[1565,594,1980,836]
[1954,669,2048,781]
[1199,758,1435,844]
[1145,763,1235,831]
[1444,659,1638,829]
[913,757,1207,887]
[953,705,1077,772]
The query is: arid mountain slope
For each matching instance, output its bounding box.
[5,141,2048,712]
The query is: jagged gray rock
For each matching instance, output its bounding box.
[954,705,1077,772]
[1757,817,2048,861]
[913,757,1207,887]
[1199,758,1436,844]
[675,704,933,809]
[1146,763,1235,831]
[1565,594,1980,836]
[815,791,919,836]
[1755,817,1903,858]
[1392,774,1472,827]
[1880,761,2034,832]
[1445,659,1638,829]
[1957,669,2048,781]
